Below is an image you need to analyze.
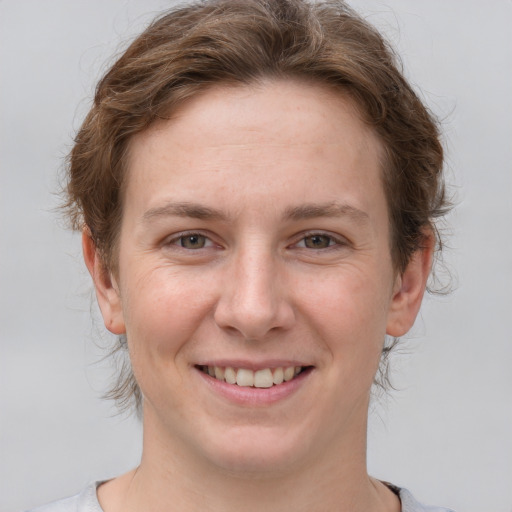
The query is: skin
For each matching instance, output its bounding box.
[84,80,433,512]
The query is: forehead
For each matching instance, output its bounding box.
[124,80,387,223]
[133,79,380,152]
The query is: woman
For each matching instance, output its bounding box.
[30,1,452,511]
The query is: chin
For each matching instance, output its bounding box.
[200,425,311,475]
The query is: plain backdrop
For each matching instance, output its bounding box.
[1,1,511,511]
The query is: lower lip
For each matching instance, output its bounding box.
[195,367,313,406]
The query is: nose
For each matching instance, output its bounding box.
[213,246,295,340]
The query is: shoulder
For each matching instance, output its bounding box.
[25,483,103,512]
[26,481,455,512]
[398,487,455,512]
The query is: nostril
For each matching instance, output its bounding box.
[213,294,296,340]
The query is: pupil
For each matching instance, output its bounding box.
[306,235,329,248]
[181,235,205,249]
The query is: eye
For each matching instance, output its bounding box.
[173,233,212,249]
[296,234,339,249]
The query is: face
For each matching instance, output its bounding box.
[86,80,430,475]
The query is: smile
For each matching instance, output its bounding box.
[197,365,310,388]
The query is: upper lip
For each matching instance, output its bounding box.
[194,360,313,371]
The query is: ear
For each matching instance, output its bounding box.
[386,232,435,337]
[82,228,126,335]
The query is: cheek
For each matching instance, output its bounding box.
[300,266,393,365]
[120,266,218,368]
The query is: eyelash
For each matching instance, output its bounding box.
[165,231,347,252]
[292,232,347,251]
[166,231,216,250]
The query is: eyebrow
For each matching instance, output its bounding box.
[283,202,369,224]
[142,200,369,224]
[142,202,228,222]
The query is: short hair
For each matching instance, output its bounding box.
[65,0,450,412]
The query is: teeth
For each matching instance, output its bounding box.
[214,366,225,380]
[201,365,305,387]
[224,367,236,384]
[254,368,273,388]
[283,366,295,382]
[236,368,254,387]
[272,367,284,385]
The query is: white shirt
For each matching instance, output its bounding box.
[26,481,455,512]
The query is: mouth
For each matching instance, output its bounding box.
[195,365,312,388]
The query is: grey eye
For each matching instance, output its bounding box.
[303,235,332,249]
[179,234,207,249]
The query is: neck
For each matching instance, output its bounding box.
[98,401,399,512]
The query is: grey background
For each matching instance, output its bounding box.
[1,1,511,511]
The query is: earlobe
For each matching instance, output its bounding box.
[82,229,126,335]
[386,233,435,337]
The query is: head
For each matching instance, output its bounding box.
[66,0,448,414]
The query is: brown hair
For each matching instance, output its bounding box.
[65,0,449,412]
